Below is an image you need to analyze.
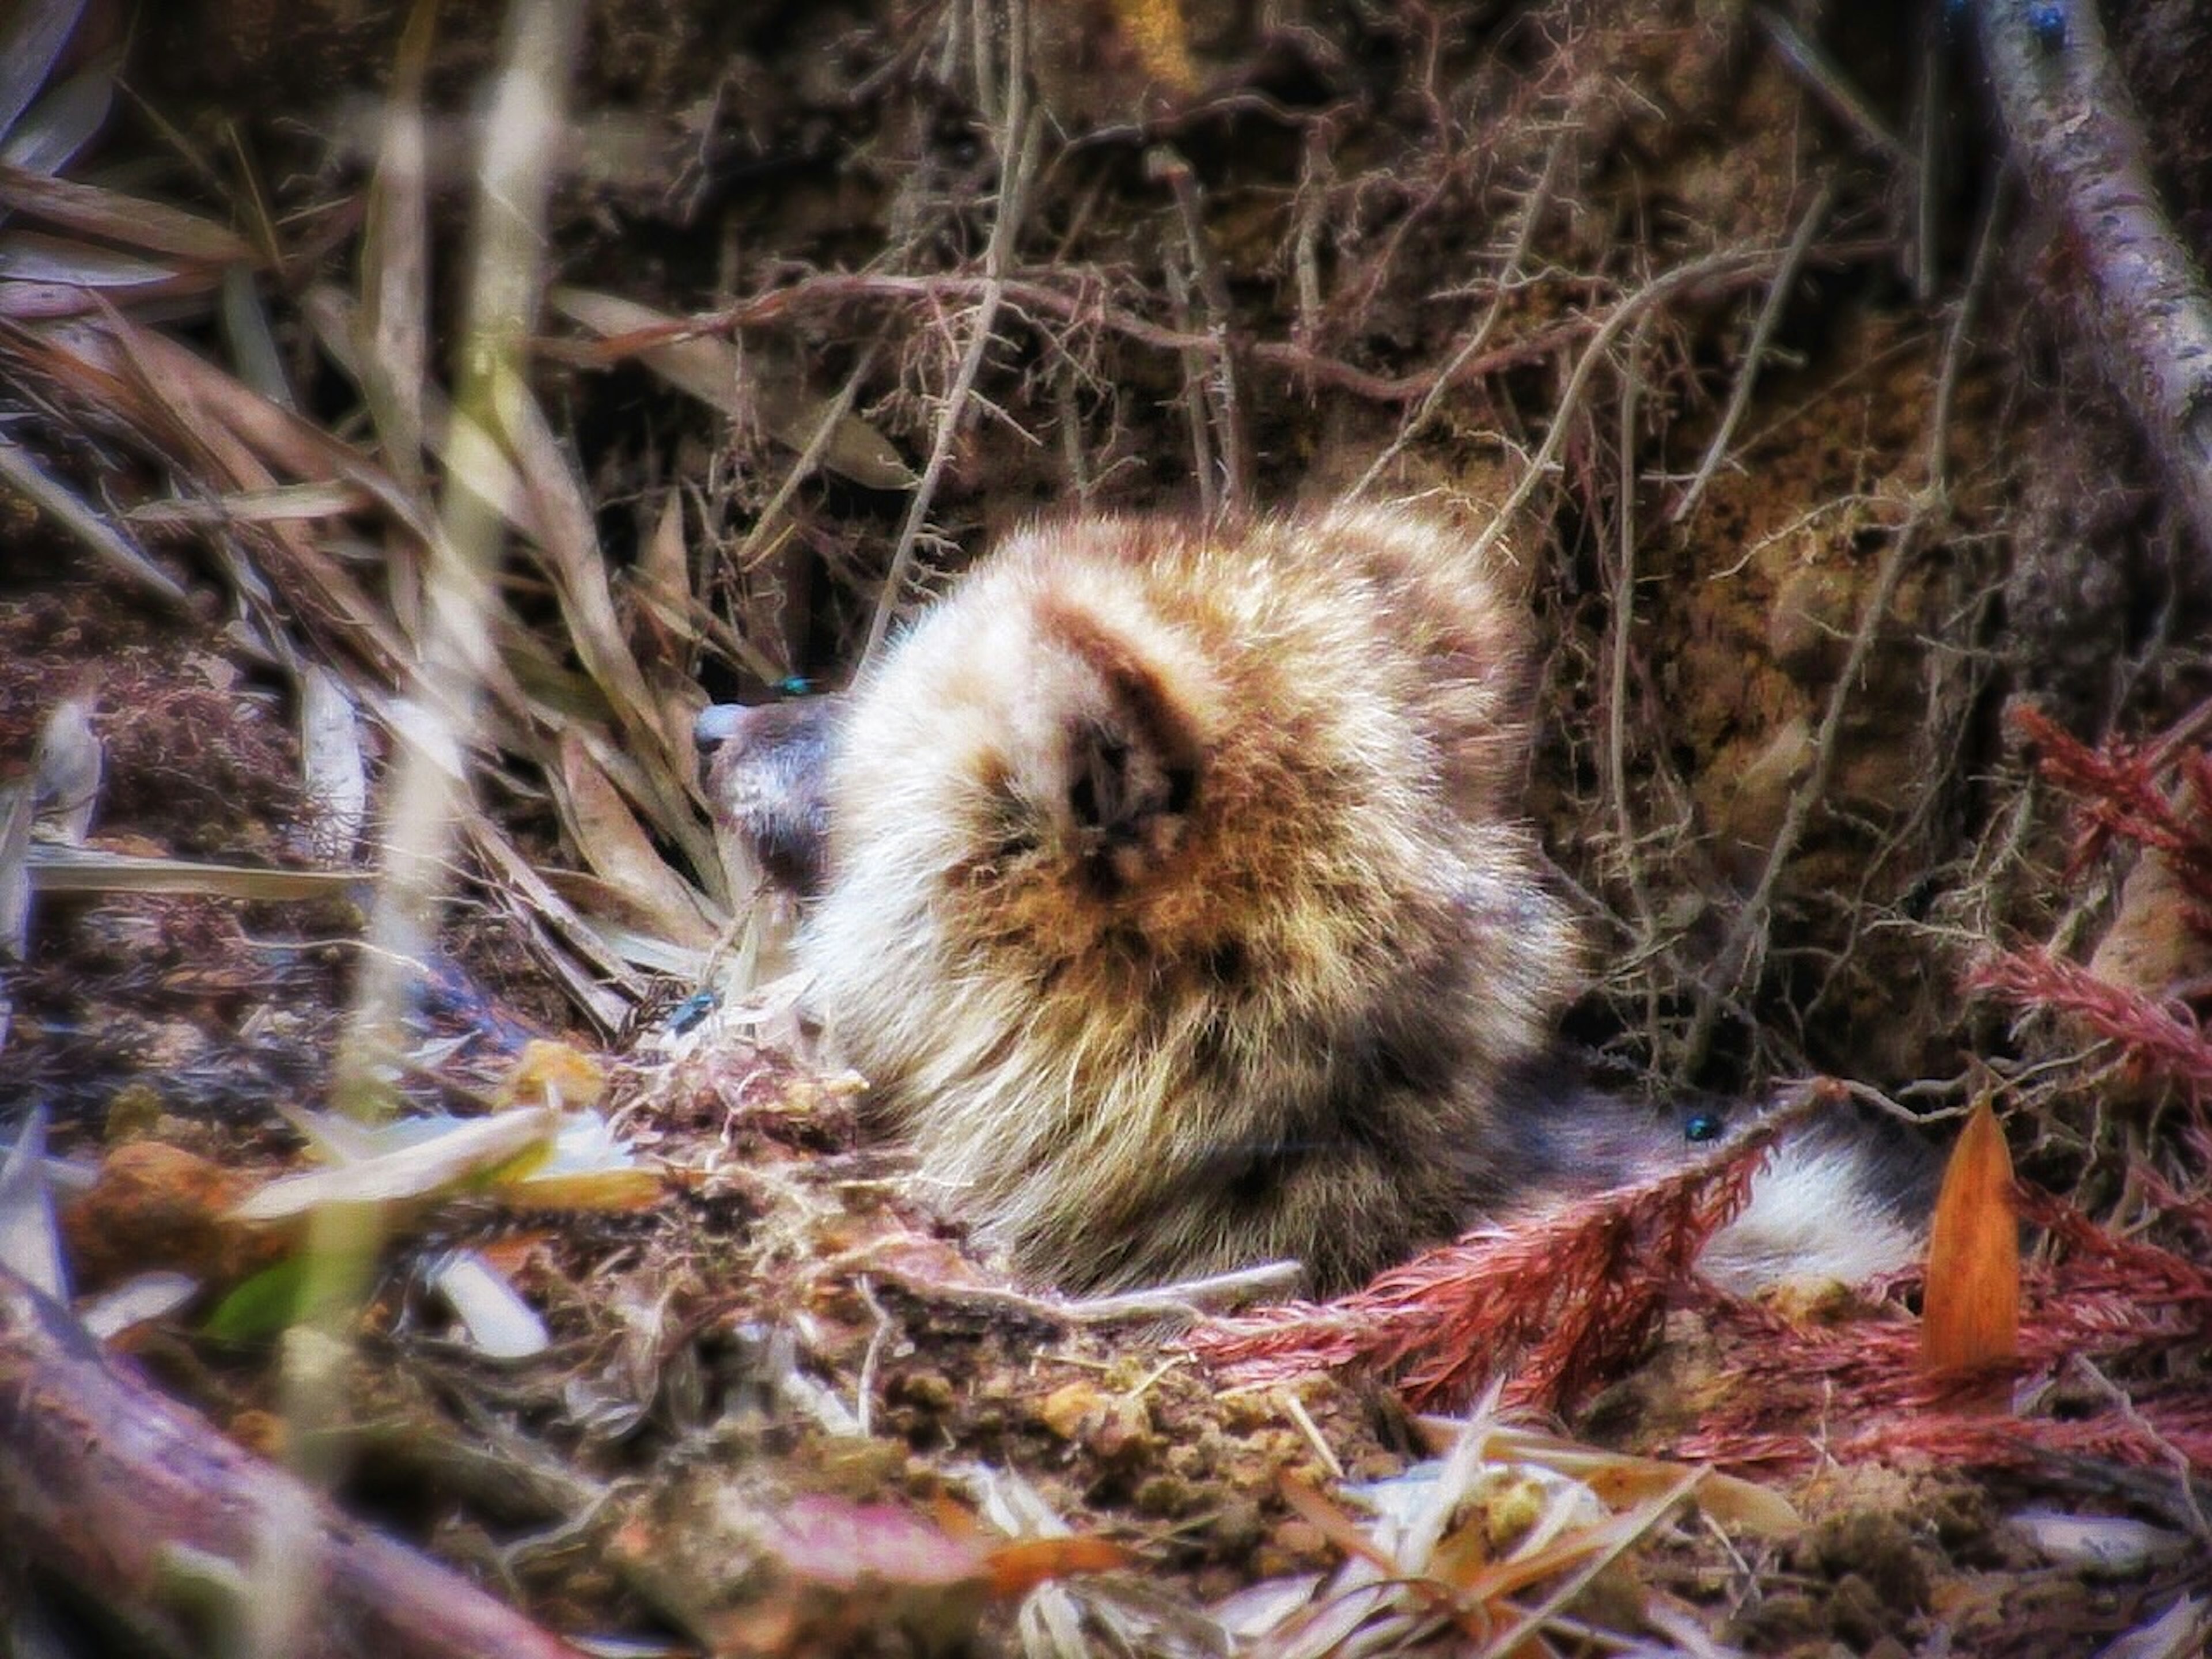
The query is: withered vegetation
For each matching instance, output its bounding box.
[2,0,2211,1654]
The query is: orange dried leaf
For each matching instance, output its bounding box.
[1922,1099,2020,1378]
[980,1535,1130,1599]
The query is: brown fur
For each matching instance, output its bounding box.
[696,503,1936,1295]
[793,504,1586,1291]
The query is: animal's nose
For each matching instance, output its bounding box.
[694,703,752,756]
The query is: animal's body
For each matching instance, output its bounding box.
[697,503,1932,1294]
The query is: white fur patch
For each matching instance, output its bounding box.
[1700,1137,1924,1293]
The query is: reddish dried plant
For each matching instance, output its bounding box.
[1668,1180,2212,1476]
[1188,1109,1779,1413]
[1978,707,2212,1101]
[2009,702,2212,910]
[1974,945,2212,1099]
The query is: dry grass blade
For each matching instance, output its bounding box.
[555,730,717,951]
[124,480,375,526]
[0,0,87,141]
[357,0,435,494]
[24,844,361,899]
[299,664,370,865]
[0,163,255,264]
[334,0,588,1120]
[0,1106,66,1301]
[226,1105,562,1222]
[0,229,173,286]
[552,286,910,490]
[0,43,118,176]
[97,316,438,542]
[303,283,540,541]
[1448,1421,1801,1539]
[465,808,643,1028]
[0,433,188,606]
[0,783,31,976]
[219,263,293,408]
[501,383,719,882]
[30,693,100,843]
[76,316,423,687]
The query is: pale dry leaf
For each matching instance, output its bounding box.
[537,882,714,978]
[25,844,361,900]
[0,434,189,606]
[0,228,173,286]
[31,694,99,845]
[500,385,672,758]
[80,1271,199,1340]
[463,810,643,1027]
[428,1249,550,1360]
[226,1105,562,1224]
[357,0,435,490]
[554,730,718,952]
[221,263,295,409]
[2094,1596,2207,1659]
[0,0,87,141]
[302,283,537,540]
[1472,1422,1801,1540]
[0,781,31,968]
[0,1105,66,1302]
[501,382,719,882]
[126,481,374,527]
[298,665,369,865]
[2012,1508,2187,1574]
[0,43,118,176]
[0,162,256,264]
[636,490,717,786]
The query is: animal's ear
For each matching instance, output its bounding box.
[1066,716,1200,840]
[1032,596,1209,881]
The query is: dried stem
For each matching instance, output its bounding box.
[1978,0,2212,562]
[863,1,1039,665]
[1677,175,2008,1073]
[1671,178,1835,525]
[1351,135,1563,502]
[1470,244,1803,566]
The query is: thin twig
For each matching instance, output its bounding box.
[862,11,1039,665]
[1676,171,2008,1073]
[1351,135,1563,502]
[729,335,887,575]
[1161,257,1218,524]
[1152,145,1249,515]
[1605,311,1662,1032]
[554,240,1897,408]
[1753,7,1912,168]
[1671,178,1835,525]
[1470,244,1801,566]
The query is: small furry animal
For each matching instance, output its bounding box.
[697,503,1932,1294]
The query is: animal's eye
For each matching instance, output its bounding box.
[1683,1110,1725,1144]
